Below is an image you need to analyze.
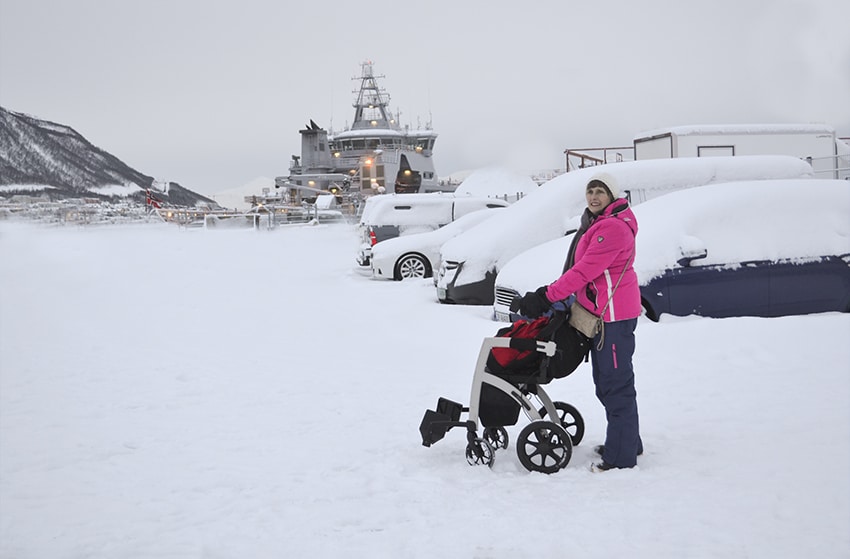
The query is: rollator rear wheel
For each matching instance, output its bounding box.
[465,437,495,468]
[539,401,585,446]
[483,426,509,450]
[516,420,572,474]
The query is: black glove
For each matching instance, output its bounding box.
[518,286,552,318]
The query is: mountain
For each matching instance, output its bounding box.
[0,106,215,207]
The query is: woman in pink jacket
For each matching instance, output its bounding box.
[519,172,643,471]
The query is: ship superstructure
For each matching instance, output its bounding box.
[275,61,449,206]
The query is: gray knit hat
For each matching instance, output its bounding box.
[587,172,619,200]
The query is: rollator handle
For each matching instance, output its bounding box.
[536,340,556,357]
[507,338,557,357]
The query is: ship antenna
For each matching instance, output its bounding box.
[426,69,433,128]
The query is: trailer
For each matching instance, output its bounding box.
[633,124,848,179]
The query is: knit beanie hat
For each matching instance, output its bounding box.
[587,172,620,200]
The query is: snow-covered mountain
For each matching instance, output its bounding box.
[0,106,214,207]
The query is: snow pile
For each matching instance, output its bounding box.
[438,156,814,288]
[358,192,507,229]
[495,178,850,294]
[633,178,850,280]
[454,167,538,201]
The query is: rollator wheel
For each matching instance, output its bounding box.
[538,401,585,446]
[516,420,572,474]
[465,437,495,468]
[483,426,509,450]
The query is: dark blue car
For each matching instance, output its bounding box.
[493,178,850,323]
[640,252,850,321]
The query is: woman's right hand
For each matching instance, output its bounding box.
[518,286,552,318]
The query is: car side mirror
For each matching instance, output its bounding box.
[677,248,708,267]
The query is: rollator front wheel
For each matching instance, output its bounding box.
[483,426,509,450]
[539,401,585,446]
[516,420,572,474]
[465,437,495,468]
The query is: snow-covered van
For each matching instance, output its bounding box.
[356,193,509,267]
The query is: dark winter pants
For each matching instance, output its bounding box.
[591,318,642,468]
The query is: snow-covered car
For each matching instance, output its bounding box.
[370,208,505,280]
[355,192,509,267]
[435,155,813,306]
[493,178,850,322]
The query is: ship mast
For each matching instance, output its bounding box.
[351,61,396,130]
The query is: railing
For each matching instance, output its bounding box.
[564,146,635,172]
[839,138,850,180]
[564,139,850,180]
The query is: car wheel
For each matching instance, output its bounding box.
[394,254,430,280]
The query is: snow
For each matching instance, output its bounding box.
[88,183,144,197]
[454,167,539,201]
[437,155,813,289]
[0,183,140,197]
[635,123,837,138]
[0,184,57,192]
[1,221,849,558]
[494,178,850,307]
[633,178,850,279]
[209,176,275,211]
[358,192,507,230]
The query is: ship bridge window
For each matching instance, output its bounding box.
[353,139,366,149]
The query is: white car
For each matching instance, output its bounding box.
[356,192,509,267]
[371,208,505,280]
[493,178,850,322]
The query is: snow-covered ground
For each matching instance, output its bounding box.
[1,222,848,558]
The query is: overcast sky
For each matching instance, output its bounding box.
[1,0,848,195]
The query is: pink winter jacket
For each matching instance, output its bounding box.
[545,199,641,322]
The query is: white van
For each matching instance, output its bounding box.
[356,193,509,267]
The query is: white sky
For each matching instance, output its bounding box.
[1,0,848,195]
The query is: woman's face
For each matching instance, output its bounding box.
[586,185,612,215]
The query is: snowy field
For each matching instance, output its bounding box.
[1,221,848,558]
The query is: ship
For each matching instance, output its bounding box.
[274,61,452,207]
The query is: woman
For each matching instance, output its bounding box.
[519,171,643,471]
